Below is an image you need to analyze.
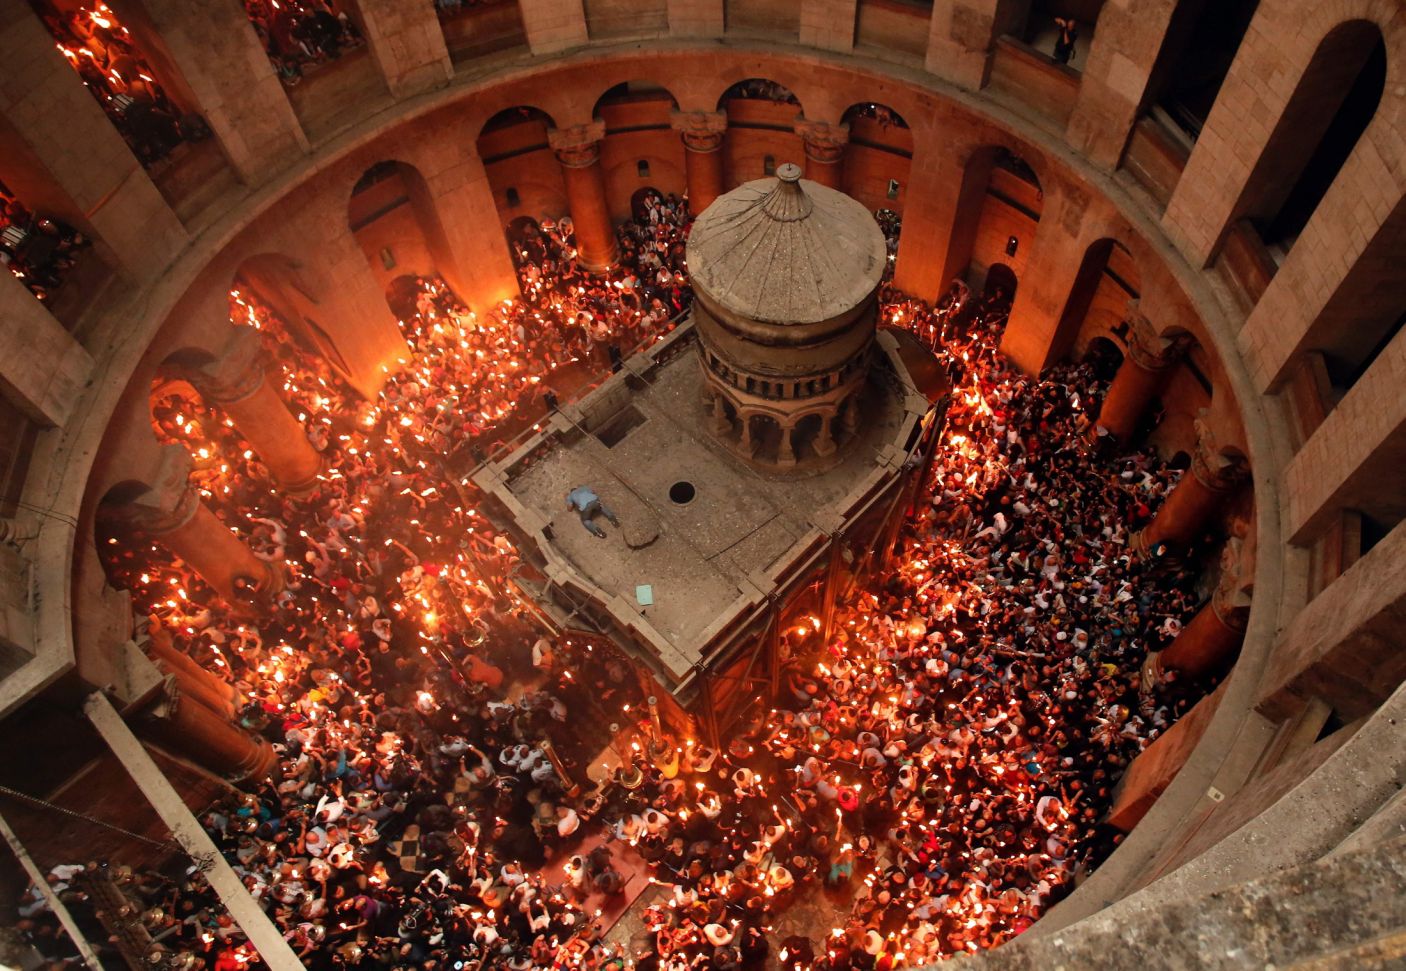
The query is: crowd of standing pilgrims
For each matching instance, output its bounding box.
[42,191,1215,971]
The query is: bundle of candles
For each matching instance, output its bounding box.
[86,193,1211,970]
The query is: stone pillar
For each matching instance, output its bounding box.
[1256,518,1406,721]
[517,0,588,54]
[103,446,281,607]
[671,111,728,216]
[146,622,241,718]
[799,0,858,52]
[1092,306,1185,444]
[796,120,849,190]
[0,271,94,427]
[1148,538,1252,683]
[925,0,1030,91]
[778,424,797,468]
[739,414,757,458]
[711,393,732,436]
[999,188,1095,375]
[815,413,837,457]
[1284,324,1406,545]
[1064,0,1178,170]
[184,329,322,493]
[400,136,519,309]
[118,0,307,181]
[667,0,723,35]
[153,678,277,783]
[0,3,186,281]
[892,133,970,301]
[1137,423,1248,553]
[353,0,452,98]
[550,122,618,273]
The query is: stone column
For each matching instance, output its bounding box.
[1092,305,1185,445]
[925,0,1030,91]
[815,413,837,457]
[184,329,322,493]
[103,446,281,607]
[711,392,732,436]
[999,188,1096,375]
[1147,539,1252,683]
[0,270,94,427]
[118,0,308,181]
[778,423,797,468]
[517,0,588,54]
[550,122,618,273]
[154,678,277,783]
[671,111,728,216]
[799,0,858,52]
[892,130,970,301]
[1137,423,1248,552]
[667,0,723,35]
[146,624,240,719]
[353,0,452,98]
[1064,0,1179,170]
[796,120,849,190]
[739,414,757,458]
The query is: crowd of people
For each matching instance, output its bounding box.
[242,0,365,87]
[32,192,1217,970]
[0,180,92,304]
[32,1,208,164]
[19,861,237,970]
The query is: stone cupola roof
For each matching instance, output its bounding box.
[686,163,887,328]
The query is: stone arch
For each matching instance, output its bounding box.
[716,78,802,113]
[230,253,356,385]
[1048,237,1141,367]
[591,81,685,219]
[840,102,909,130]
[982,263,1019,306]
[836,101,913,213]
[1083,335,1124,381]
[476,106,569,229]
[942,144,1046,288]
[1168,0,1406,264]
[348,159,457,305]
[1236,20,1387,255]
[593,80,679,118]
[715,78,806,192]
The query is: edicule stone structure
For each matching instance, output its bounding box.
[690,163,888,469]
[475,167,946,741]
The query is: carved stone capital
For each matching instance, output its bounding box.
[794,120,849,163]
[549,121,608,167]
[100,444,200,536]
[187,327,266,406]
[671,110,728,152]
[1210,535,1253,630]
[1190,413,1248,493]
[1124,302,1187,372]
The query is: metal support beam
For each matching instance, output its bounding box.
[83,692,306,971]
[0,812,104,971]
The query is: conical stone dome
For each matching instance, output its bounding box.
[686,163,887,331]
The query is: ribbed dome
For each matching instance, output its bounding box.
[686,163,887,327]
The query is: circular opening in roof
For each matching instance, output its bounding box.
[669,481,696,505]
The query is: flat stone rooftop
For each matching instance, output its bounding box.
[483,326,913,683]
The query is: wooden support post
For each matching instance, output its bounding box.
[84,693,306,970]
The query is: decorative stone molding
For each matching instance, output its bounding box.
[1190,413,1249,493]
[548,121,608,167]
[670,110,728,153]
[99,445,200,536]
[1124,301,1188,372]
[794,119,850,164]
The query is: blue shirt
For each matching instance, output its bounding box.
[566,486,599,512]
